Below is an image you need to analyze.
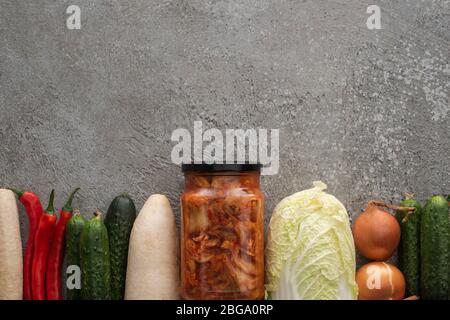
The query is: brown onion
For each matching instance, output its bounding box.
[356,262,405,300]
[352,200,413,261]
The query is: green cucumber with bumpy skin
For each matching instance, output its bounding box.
[420,195,449,300]
[65,210,86,300]
[104,193,136,300]
[395,198,422,297]
[448,193,450,300]
[80,212,111,300]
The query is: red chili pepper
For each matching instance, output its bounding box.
[32,190,57,300]
[46,188,80,300]
[9,188,43,300]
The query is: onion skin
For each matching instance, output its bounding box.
[352,202,401,260]
[404,295,419,300]
[356,262,406,300]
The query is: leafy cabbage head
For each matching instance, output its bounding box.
[266,181,358,300]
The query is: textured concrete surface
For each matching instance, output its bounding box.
[0,0,449,268]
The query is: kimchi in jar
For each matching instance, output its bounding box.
[180,163,264,300]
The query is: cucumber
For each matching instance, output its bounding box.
[65,211,86,300]
[395,198,422,297]
[420,195,449,300]
[104,193,136,300]
[80,212,111,300]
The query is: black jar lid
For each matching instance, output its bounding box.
[181,163,262,173]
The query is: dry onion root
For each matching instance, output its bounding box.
[367,200,416,212]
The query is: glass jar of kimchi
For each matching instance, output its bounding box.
[180,163,265,300]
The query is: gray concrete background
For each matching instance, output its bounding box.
[0,1,449,267]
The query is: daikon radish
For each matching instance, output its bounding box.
[0,189,23,300]
[125,194,179,300]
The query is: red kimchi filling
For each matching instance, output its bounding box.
[181,174,264,300]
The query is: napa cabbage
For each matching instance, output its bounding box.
[266,181,358,300]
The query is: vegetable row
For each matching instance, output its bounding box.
[0,188,178,300]
[0,185,449,300]
[0,188,79,300]
[353,194,450,300]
